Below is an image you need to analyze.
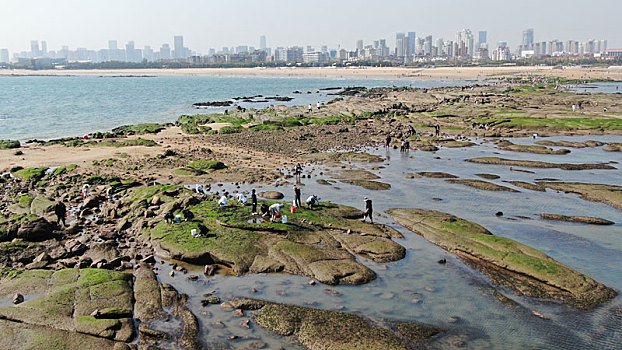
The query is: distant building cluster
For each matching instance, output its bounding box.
[0,29,617,67]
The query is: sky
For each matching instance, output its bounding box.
[0,0,620,54]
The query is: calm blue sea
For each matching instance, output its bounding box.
[0,75,469,141]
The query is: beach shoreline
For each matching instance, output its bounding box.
[1,65,622,80]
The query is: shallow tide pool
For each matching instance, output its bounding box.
[155,134,622,349]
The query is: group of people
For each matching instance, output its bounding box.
[384,124,440,151]
[307,102,322,112]
[213,183,370,225]
[472,122,491,130]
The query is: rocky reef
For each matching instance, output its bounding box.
[387,208,617,310]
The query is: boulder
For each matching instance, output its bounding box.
[12,294,24,304]
[258,191,284,199]
[65,240,88,256]
[17,217,55,241]
[30,196,55,217]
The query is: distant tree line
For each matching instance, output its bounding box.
[2,57,621,71]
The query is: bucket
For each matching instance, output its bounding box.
[282,215,288,224]
[190,229,197,236]
[291,206,297,214]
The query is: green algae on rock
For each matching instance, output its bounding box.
[0,267,203,349]
[387,208,617,310]
[536,182,622,210]
[504,181,546,192]
[495,140,570,155]
[446,179,520,192]
[475,173,500,180]
[340,179,391,190]
[327,169,380,180]
[144,192,404,285]
[603,143,622,152]
[0,269,134,342]
[466,157,616,170]
[304,151,384,163]
[535,140,604,148]
[416,172,458,179]
[538,214,614,225]
[229,298,442,349]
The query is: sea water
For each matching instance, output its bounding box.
[155,135,622,349]
[0,74,469,141]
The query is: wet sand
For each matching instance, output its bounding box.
[2,66,622,80]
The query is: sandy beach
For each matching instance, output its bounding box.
[2,65,622,80]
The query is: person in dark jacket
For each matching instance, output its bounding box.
[251,189,258,214]
[54,201,67,227]
[293,185,301,208]
[182,208,194,222]
[361,197,373,223]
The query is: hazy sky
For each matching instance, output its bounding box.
[0,0,619,53]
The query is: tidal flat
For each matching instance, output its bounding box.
[1,81,622,349]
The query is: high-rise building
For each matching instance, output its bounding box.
[395,33,405,57]
[143,46,154,61]
[108,40,117,50]
[424,36,433,56]
[435,38,445,56]
[565,40,579,55]
[41,41,47,55]
[522,29,534,49]
[259,35,266,50]
[173,35,184,58]
[125,41,140,62]
[478,31,487,48]
[30,40,40,57]
[407,32,416,56]
[356,40,363,53]
[0,49,9,63]
[160,44,171,59]
[455,29,474,57]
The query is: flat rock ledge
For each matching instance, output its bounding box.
[147,196,405,285]
[387,208,617,310]
[538,214,615,225]
[230,298,443,350]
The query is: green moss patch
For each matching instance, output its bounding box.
[0,140,20,149]
[187,160,227,172]
[446,179,520,192]
[473,117,622,131]
[140,187,403,283]
[12,167,47,182]
[231,298,441,349]
[111,123,167,136]
[387,208,617,310]
[466,157,616,170]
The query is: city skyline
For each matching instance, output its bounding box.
[4,29,613,66]
[1,0,621,54]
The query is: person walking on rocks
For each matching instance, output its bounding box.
[308,104,312,112]
[361,197,373,223]
[293,185,302,208]
[295,163,303,182]
[435,125,440,137]
[54,201,67,227]
[251,189,258,214]
[385,134,392,148]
